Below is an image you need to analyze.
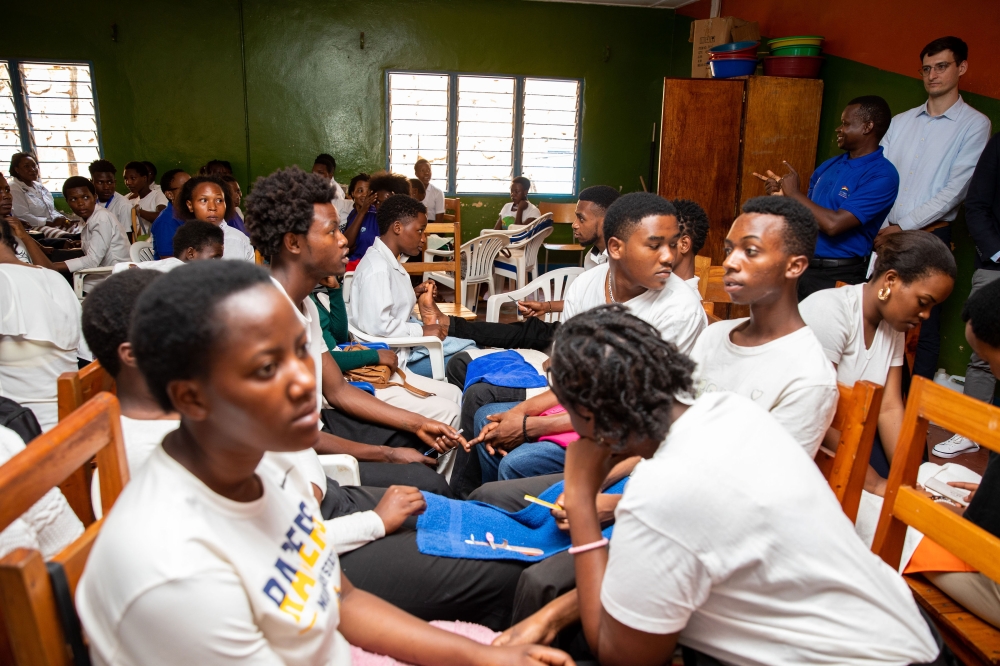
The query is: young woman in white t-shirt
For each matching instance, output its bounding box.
[495,305,942,666]
[177,174,256,262]
[76,260,572,666]
[800,230,956,485]
[495,176,540,230]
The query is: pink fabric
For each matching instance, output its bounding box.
[536,405,579,448]
[350,621,501,664]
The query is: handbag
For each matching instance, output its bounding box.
[340,344,435,398]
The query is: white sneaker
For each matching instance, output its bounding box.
[933,434,980,458]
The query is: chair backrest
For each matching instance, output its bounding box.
[694,255,711,299]
[129,241,155,263]
[404,197,462,307]
[815,381,884,521]
[341,271,355,305]
[520,221,554,270]
[0,393,129,666]
[537,202,576,224]
[484,267,584,323]
[872,376,1000,578]
[461,234,510,282]
[55,362,117,527]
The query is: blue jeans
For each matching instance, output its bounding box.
[407,352,461,379]
[474,400,568,483]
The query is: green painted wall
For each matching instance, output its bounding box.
[6,0,691,247]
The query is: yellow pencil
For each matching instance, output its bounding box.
[524,494,563,511]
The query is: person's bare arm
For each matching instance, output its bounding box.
[313,431,437,467]
[338,575,575,666]
[876,366,905,463]
[518,301,564,318]
[344,193,376,249]
[320,353,466,452]
[136,205,164,223]
[6,217,54,268]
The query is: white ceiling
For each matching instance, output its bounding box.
[527,0,700,8]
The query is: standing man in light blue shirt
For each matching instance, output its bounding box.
[877,36,991,394]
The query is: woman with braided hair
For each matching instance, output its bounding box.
[495,304,943,666]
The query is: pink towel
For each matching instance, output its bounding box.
[536,405,579,448]
[350,621,500,664]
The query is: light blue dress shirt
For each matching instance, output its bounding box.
[880,96,991,231]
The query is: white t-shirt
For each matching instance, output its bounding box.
[129,189,168,235]
[423,183,445,221]
[271,277,328,416]
[221,221,256,262]
[562,266,706,355]
[800,284,904,386]
[0,263,81,431]
[582,248,607,271]
[77,446,354,666]
[100,192,134,241]
[499,201,541,228]
[601,391,939,666]
[113,257,185,274]
[690,319,838,457]
[63,208,132,275]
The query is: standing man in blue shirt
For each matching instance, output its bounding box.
[755,96,899,299]
[877,36,991,391]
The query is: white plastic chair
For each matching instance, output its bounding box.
[347,322,447,381]
[73,267,115,299]
[485,267,584,323]
[318,454,361,486]
[130,240,155,263]
[424,234,510,311]
[341,271,354,306]
[488,214,555,292]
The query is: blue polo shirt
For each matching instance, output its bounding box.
[809,147,900,259]
[149,202,186,259]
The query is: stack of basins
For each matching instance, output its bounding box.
[708,41,760,79]
[764,36,825,78]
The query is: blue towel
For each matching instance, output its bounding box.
[416,478,627,562]
[463,350,549,392]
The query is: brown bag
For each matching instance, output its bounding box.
[340,344,435,398]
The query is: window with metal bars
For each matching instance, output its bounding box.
[387,71,581,196]
[1,59,102,193]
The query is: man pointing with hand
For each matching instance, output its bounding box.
[754,96,899,299]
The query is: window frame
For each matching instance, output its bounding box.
[385,69,583,198]
[1,57,104,197]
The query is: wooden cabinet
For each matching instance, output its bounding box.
[657,76,824,264]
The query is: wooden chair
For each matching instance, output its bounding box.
[701,265,749,320]
[694,255,711,300]
[815,381,884,522]
[538,202,585,271]
[0,392,129,666]
[54,363,117,527]
[405,197,475,320]
[871,377,1000,666]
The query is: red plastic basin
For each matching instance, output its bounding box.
[710,51,760,60]
[763,55,824,78]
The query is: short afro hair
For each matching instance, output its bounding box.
[201,159,233,175]
[244,167,332,256]
[177,175,233,222]
[848,95,892,140]
[131,261,272,411]
[512,176,531,192]
[963,279,1000,349]
[603,192,677,243]
[578,185,620,211]
[672,199,709,255]
[314,153,336,172]
[369,171,410,196]
[408,178,425,198]
[550,304,694,452]
[921,36,968,64]
[173,220,224,256]
[376,194,427,235]
[62,176,95,197]
[123,161,149,178]
[348,173,370,197]
[159,168,186,192]
[741,196,818,260]
[82,270,163,378]
[142,161,157,179]
[88,159,116,175]
[871,230,957,283]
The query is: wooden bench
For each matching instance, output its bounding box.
[0,393,129,665]
[872,376,1000,665]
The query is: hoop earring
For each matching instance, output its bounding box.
[878,287,891,301]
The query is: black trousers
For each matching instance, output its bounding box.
[319,479,526,629]
[797,260,869,301]
[449,316,558,352]
[912,226,952,379]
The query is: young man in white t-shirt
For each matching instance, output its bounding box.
[690,196,838,457]
[50,177,131,288]
[467,193,707,487]
[495,176,541,229]
[415,158,445,221]
[124,161,167,237]
[89,159,134,241]
[495,305,942,666]
[245,168,469,469]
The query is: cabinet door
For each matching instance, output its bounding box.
[658,78,744,264]
[739,77,824,205]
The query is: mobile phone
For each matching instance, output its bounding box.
[924,477,971,507]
